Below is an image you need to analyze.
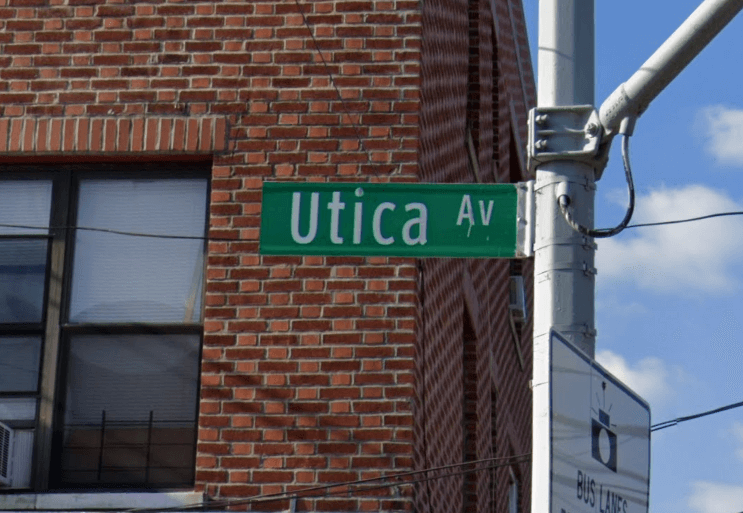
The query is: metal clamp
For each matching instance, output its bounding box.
[552,323,597,340]
[582,262,597,277]
[582,236,598,252]
[548,261,596,275]
[527,105,608,177]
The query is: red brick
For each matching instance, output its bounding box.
[5,44,41,54]
[220,430,261,442]
[20,119,35,153]
[250,471,293,484]
[97,4,134,16]
[195,470,228,483]
[93,30,133,42]
[116,118,130,151]
[66,18,102,30]
[217,485,261,497]
[130,118,144,151]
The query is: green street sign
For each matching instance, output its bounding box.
[259,182,534,258]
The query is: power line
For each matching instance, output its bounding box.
[651,399,743,432]
[121,453,531,512]
[627,210,743,229]
[0,223,216,241]
[7,208,743,245]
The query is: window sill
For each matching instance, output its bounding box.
[0,491,205,511]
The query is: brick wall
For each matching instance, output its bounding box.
[0,0,533,511]
[196,1,423,510]
[415,0,535,512]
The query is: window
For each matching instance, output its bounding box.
[0,164,208,490]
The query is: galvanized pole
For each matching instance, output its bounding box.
[530,1,743,511]
[532,1,595,512]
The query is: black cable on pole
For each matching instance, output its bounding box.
[559,134,636,238]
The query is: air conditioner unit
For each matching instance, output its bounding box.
[509,276,527,323]
[0,421,13,487]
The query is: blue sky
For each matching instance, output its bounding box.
[522,1,743,512]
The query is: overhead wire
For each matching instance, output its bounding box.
[651,399,743,432]
[8,203,743,244]
[627,210,743,230]
[0,223,208,240]
[553,125,743,239]
[120,453,532,513]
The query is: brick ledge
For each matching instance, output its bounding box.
[0,117,228,155]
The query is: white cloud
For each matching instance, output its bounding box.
[699,105,743,166]
[688,481,743,513]
[683,424,743,512]
[595,350,671,407]
[597,184,743,294]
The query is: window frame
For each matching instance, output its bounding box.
[0,164,209,492]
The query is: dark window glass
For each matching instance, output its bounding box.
[0,239,48,323]
[59,334,200,487]
[0,337,42,392]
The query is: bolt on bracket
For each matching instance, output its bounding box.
[527,105,609,177]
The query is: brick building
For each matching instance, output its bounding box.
[0,0,535,511]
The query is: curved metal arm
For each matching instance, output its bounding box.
[599,0,743,140]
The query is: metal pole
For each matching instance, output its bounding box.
[529,2,743,511]
[532,1,595,512]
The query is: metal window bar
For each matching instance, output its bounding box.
[145,410,153,484]
[96,410,105,482]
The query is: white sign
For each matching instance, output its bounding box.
[550,331,650,513]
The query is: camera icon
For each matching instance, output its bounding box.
[591,409,617,472]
